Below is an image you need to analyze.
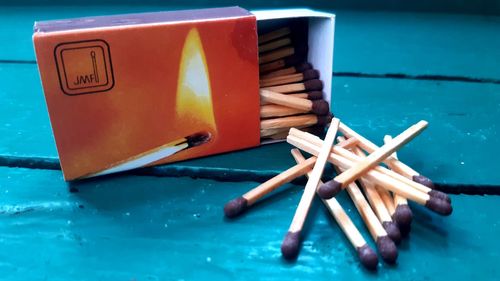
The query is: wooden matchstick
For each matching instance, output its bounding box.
[260,104,308,118]
[261,79,323,93]
[260,62,312,79]
[223,156,317,218]
[334,164,398,264]
[260,69,319,87]
[260,125,323,140]
[339,137,401,244]
[291,149,378,270]
[260,114,332,131]
[260,46,304,64]
[338,122,448,202]
[383,135,413,235]
[286,134,452,215]
[318,121,428,199]
[259,37,291,53]
[260,91,323,105]
[281,119,339,260]
[260,90,329,115]
[259,55,304,73]
[258,27,291,45]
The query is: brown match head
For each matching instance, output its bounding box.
[428,189,452,203]
[357,244,378,270]
[317,179,342,199]
[304,79,323,91]
[376,236,398,264]
[186,131,212,148]
[412,175,435,189]
[311,100,330,115]
[306,91,323,100]
[382,221,402,245]
[393,204,413,237]
[223,197,248,218]
[281,231,301,260]
[302,69,320,80]
[425,196,453,216]
[295,62,313,72]
[316,114,333,126]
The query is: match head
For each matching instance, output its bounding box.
[306,91,323,100]
[302,69,320,80]
[304,79,323,91]
[425,196,453,216]
[376,236,398,264]
[428,189,452,203]
[356,244,379,270]
[393,205,413,237]
[281,231,301,260]
[186,131,212,147]
[223,197,248,218]
[382,221,402,245]
[316,114,333,126]
[317,179,342,199]
[311,100,330,115]
[412,175,435,189]
[295,62,313,72]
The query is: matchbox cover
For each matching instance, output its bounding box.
[33,7,261,180]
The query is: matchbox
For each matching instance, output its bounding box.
[33,7,335,180]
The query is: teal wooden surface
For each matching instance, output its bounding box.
[1,63,499,187]
[0,167,499,280]
[2,6,500,79]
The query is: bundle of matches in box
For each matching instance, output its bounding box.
[224,118,453,270]
[258,23,331,140]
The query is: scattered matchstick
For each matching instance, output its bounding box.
[318,121,428,199]
[260,90,329,115]
[286,133,452,215]
[338,122,448,202]
[223,156,316,218]
[259,69,319,87]
[291,149,379,270]
[261,79,323,93]
[281,119,339,260]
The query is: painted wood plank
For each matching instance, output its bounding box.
[0,167,498,280]
[2,6,500,79]
[1,63,500,186]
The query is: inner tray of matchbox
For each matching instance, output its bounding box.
[257,18,330,143]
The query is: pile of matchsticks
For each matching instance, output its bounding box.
[258,23,332,140]
[224,118,453,270]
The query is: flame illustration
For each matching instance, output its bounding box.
[176,28,217,131]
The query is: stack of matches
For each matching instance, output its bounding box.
[258,24,332,140]
[224,118,453,270]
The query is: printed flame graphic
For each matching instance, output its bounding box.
[176,28,217,131]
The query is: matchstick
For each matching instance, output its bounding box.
[339,137,401,244]
[260,104,308,119]
[260,91,323,105]
[281,119,339,260]
[286,134,452,215]
[88,131,211,177]
[383,135,413,235]
[260,90,329,115]
[259,55,305,73]
[291,149,379,270]
[259,37,292,53]
[338,122,448,202]
[223,156,317,218]
[258,27,291,45]
[260,45,308,64]
[260,114,332,131]
[318,120,428,199]
[260,62,312,79]
[334,165,398,264]
[259,69,319,87]
[261,79,323,93]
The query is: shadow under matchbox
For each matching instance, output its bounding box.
[33,7,335,180]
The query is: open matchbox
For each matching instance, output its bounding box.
[33,7,335,181]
